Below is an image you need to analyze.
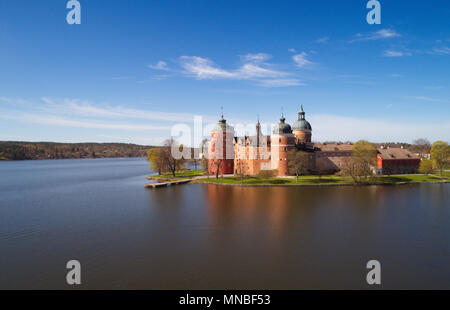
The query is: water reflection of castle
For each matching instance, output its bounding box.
[208,106,353,176]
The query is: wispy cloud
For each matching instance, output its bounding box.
[256,79,305,87]
[180,56,237,79]
[424,86,443,90]
[240,53,271,63]
[407,96,444,103]
[148,60,169,70]
[316,37,329,43]
[350,29,400,42]
[292,52,314,68]
[40,97,218,123]
[430,47,450,55]
[178,54,302,87]
[0,113,171,131]
[383,50,411,57]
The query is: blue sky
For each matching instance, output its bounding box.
[0,0,449,145]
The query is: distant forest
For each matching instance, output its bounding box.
[0,141,153,160]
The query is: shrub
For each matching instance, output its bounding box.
[257,169,277,178]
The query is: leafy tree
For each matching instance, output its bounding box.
[342,140,377,183]
[287,149,309,183]
[419,158,434,175]
[430,140,450,176]
[147,148,166,175]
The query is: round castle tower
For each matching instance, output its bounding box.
[292,105,312,144]
[208,114,235,175]
[270,115,295,176]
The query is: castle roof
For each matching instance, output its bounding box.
[272,115,292,134]
[314,143,353,152]
[377,148,419,160]
[212,116,234,133]
[292,105,312,131]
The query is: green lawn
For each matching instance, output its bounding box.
[195,173,447,186]
[158,169,207,179]
[196,175,353,185]
[439,170,450,178]
[368,174,444,184]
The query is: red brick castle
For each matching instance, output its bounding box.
[208,106,420,176]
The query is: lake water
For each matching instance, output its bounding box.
[0,158,449,289]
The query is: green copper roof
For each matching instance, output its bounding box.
[272,116,292,134]
[212,117,234,132]
[293,105,312,131]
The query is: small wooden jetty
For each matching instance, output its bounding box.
[145,179,193,189]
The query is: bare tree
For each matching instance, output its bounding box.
[411,138,431,157]
[163,138,186,177]
[287,149,309,183]
[213,159,223,179]
[199,139,209,173]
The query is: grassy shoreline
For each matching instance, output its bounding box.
[191,174,448,186]
[147,169,449,187]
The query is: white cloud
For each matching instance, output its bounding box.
[424,86,443,90]
[316,37,329,43]
[238,63,287,79]
[407,96,444,103]
[256,79,304,87]
[430,47,450,55]
[40,97,219,123]
[240,53,271,63]
[383,50,411,57]
[350,29,400,42]
[292,52,313,68]
[180,56,237,79]
[148,61,169,70]
[288,48,297,53]
[0,113,170,131]
[179,55,290,82]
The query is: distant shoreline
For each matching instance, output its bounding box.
[0,141,153,161]
[0,156,146,162]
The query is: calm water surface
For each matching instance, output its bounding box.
[0,158,449,289]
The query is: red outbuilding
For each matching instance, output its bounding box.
[376,147,420,175]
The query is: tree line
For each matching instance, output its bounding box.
[0,141,151,160]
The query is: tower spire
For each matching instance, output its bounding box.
[298,105,305,120]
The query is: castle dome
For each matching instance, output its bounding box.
[292,105,312,131]
[272,116,292,134]
[212,116,234,133]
